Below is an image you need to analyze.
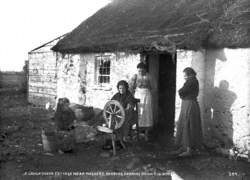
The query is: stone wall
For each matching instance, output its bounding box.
[56,52,140,110]
[28,35,65,107]
[208,48,250,150]
[56,54,85,106]
[85,52,140,109]
[28,51,57,107]
[56,48,250,151]
[176,48,250,151]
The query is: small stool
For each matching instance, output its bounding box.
[97,125,125,156]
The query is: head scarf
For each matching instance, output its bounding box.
[116,80,129,91]
[183,67,197,77]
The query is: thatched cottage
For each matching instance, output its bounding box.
[39,0,250,152]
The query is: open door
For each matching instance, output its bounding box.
[157,53,177,136]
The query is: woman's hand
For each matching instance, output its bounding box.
[126,104,132,110]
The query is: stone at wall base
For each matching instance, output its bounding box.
[69,104,94,121]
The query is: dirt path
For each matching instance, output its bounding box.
[0,93,250,180]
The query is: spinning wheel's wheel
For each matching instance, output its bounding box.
[103,100,125,130]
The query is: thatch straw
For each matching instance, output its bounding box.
[52,0,250,53]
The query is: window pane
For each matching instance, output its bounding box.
[96,55,111,85]
[98,76,110,84]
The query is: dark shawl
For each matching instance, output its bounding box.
[111,91,135,109]
[55,104,75,131]
[179,77,199,100]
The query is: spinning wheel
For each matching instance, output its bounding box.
[97,99,140,156]
[103,100,125,130]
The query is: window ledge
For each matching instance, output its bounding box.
[90,85,112,91]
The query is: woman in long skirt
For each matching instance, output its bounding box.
[111,80,136,140]
[102,80,137,150]
[129,62,153,141]
[175,67,203,157]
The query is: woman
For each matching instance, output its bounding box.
[54,98,75,131]
[111,80,136,139]
[103,80,136,150]
[129,62,153,141]
[54,98,76,152]
[175,67,203,157]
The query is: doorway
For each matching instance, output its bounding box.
[157,53,177,136]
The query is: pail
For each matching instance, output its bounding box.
[41,129,57,152]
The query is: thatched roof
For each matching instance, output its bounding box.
[52,0,250,53]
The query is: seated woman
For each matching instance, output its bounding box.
[54,98,76,153]
[54,98,75,131]
[103,80,136,150]
[112,80,137,139]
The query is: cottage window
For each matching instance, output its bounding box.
[95,55,111,86]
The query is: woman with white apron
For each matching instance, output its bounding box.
[129,62,153,141]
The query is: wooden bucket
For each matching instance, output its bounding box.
[41,129,57,152]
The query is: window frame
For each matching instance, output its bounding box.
[94,55,112,88]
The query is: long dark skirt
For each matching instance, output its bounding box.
[175,99,203,150]
[117,109,137,138]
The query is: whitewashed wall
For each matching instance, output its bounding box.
[84,52,140,109]
[211,48,250,151]
[56,54,85,105]
[56,52,140,110]
[28,36,65,107]
[176,48,250,152]
[28,51,57,107]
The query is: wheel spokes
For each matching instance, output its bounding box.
[115,115,123,119]
[115,109,121,113]
[105,110,112,114]
[108,104,121,115]
[108,106,114,113]
[103,100,126,130]
[113,104,117,113]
